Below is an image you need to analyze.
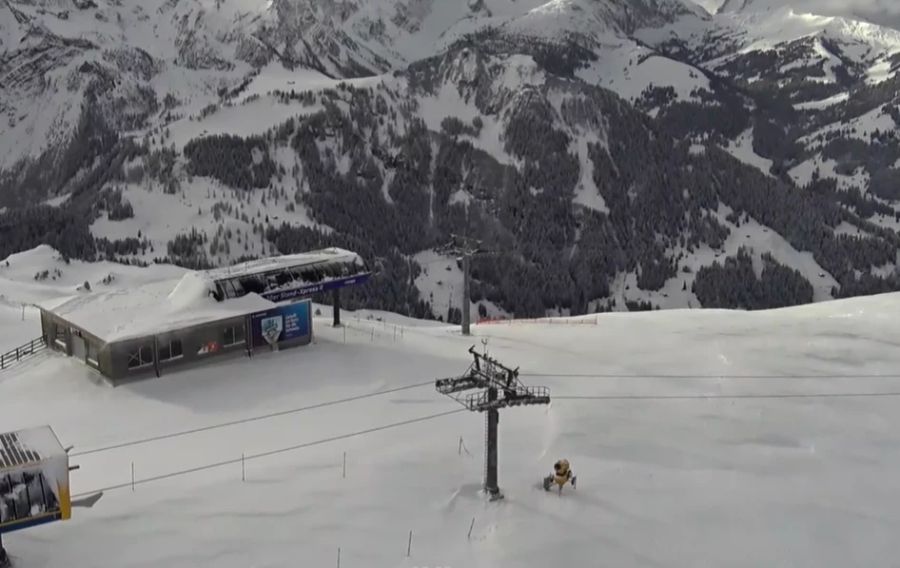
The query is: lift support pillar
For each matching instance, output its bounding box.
[332,288,341,327]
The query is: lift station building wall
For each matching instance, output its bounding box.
[37,248,370,384]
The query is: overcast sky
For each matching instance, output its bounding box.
[693,0,900,30]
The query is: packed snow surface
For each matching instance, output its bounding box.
[2,249,900,566]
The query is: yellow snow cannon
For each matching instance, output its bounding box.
[543,459,576,494]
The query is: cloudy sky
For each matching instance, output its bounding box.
[693,0,900,30]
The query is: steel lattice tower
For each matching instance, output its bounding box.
[436,346,550,500]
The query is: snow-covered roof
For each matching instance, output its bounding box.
[203,247,363,282]
[40,273,275,343]
[38,249,366,343]
[0,426,65,471]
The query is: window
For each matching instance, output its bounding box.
[158,339,183,362]
[127,345,153,369]
[224,325,245,346]
[86,341,99,367]
[219,279,243,300]
[240,276,265,294]
[229,279,244,297]
[197,341,221,355]
[54,326,66,349]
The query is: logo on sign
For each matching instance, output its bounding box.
[261,315,284,345]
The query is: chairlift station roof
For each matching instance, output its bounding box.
[0,426,65,472]
[37,248,370,344]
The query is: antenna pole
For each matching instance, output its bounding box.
[485,390,500,498]
[332,288,341,327]
[462,253,471,336]
[438,234,488,336]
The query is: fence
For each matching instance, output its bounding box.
[477,316,600,326]
[0,336,48,370]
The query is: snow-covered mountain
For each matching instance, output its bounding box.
[2,0,900,319]
[718,0,900,32]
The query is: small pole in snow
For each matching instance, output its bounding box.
[342,451,346,479]
[468,517,476,540]
[371,328,374,342]
[407,530,413,557]
[459,436,463,456]
[242,453,245,482]
[337,547,341,568]
[131,462,135,492]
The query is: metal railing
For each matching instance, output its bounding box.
[464,385,551,412]
[0,336,47,370]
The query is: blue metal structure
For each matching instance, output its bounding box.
[208,248,371,304]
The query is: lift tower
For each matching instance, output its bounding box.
[436,346,550,500]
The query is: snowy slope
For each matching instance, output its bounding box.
[0,302,41,353]
[0,0,705,199]
[719,0,900,32]
[3,256,900,566]
[0,245,190,306]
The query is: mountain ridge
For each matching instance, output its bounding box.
[2,0,900,319]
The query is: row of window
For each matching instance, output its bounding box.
[126,325,246,370]
[216,259,367,300]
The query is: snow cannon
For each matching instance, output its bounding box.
[543,459,576,495]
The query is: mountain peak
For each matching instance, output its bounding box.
[717,0,900,32]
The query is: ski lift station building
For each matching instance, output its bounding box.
[36,248,371,384]
[0,426,72,535]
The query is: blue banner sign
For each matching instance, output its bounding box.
[260,273,372,303]
[250,300,311,348]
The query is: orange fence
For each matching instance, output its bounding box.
[477,316,599,326]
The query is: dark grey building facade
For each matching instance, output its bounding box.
[40,301,313,385]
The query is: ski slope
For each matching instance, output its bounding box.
[2,252,900,567]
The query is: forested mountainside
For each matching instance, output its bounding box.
[2,0,900,319]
